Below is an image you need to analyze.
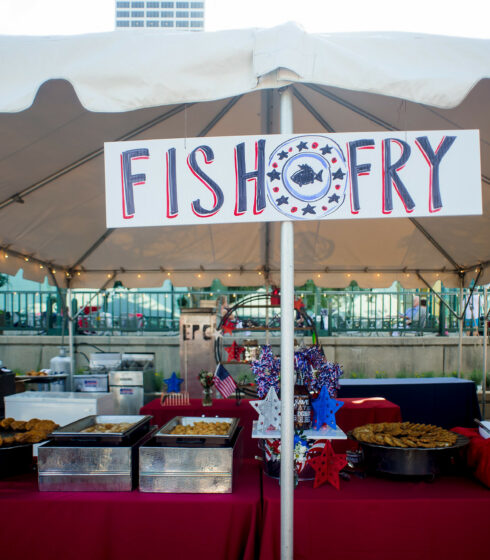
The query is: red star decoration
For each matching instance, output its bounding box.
[294,298,305,311]
[225,341,245,361]
[307,440,347,490]
[222,319,235,334]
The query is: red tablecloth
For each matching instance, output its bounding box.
[260,472,490,560]
[0,460,262,560]
[453,427,490,488]
[140,396,401,457]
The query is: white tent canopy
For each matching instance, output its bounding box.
[0,23,489,289]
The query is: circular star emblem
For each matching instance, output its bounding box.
[266,135,348,219]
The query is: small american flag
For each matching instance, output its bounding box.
[213,364,237,398]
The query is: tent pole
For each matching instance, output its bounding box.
[280,86,294,560]
[67,287,75,392]
[458,281,464,378]
[483,287,488,419]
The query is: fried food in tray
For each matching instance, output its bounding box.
[81,422,134,434]
[0,417,59,447]
[352,422,458,448]
[170,420,231,436]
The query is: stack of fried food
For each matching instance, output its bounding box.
[170,421,231,436]
[0,417,59,446]
[352,422,458,448]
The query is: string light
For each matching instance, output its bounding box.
[4,253,8,259]
[77,271,81,276]
[137,274,141,278]
[24,257,29,262]
[39,265,43,269]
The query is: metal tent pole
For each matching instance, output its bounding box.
[458,283,464,378]
[280,87,294,560]
[483,287,488,419]
[67,288,75,392]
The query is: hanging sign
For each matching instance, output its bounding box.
[105,130,481,228]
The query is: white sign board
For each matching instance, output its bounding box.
[105,131,482,227]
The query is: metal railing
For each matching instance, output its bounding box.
[0,287,485,336]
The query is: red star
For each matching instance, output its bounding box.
[222,319,235,334]
[294,298,305,311]
[224,341,245,361]
[307,440,347,490]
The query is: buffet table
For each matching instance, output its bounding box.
[140,396,402,457]
[260,472,490,560]
[0,459,262,560]
[338,377,481,428]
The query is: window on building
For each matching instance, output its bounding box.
[190,11,203,17]
[117,11,130,17]
[190,2,204,7]
[117,2,130,7]
[161,10,173,17]
[131,10,144,17]
[161,20,174,26]
[146,1,160,6]
[176,2,189,7]
[161,2,174,7]
[190,20,203,27]
[131,20,145,26]
[131,1,145,7]
[176,20,189,27]
[116,20,130,27]
[146,20,159,26]
[146,10,159,17]
[176,11,188,17]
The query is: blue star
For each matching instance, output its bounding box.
[302,203,316,215]
[320,144,333,155]
[267,169,281,181]
[311,386,344,430]
[276,195,289,205]
[332,168,346,180]
[278,150,289,160]
[328,193,340,203]
[164,372,183,393]
[297,141,308,151]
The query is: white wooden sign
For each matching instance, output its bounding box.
[105,130,482,227]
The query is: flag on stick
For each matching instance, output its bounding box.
[213,364,237,398]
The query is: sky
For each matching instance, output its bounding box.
[0,0,489,37]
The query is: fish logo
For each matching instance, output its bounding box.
[291,164,323,187]
[266,135,348,220]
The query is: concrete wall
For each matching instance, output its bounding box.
[0,334,488,382]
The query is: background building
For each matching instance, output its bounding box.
[115,1,205,31]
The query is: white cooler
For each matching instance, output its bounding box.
[4,391,115,426]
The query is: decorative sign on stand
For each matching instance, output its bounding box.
[105,131,481,228]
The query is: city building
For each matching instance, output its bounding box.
[115,1,205,31]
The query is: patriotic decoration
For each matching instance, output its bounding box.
[164,371,183,393]
[250,345,281,398]
[250,387,281,433]
[213,364,237,398]
[311,385,344,430]
[224,341,245,362]
[294,345,343,398]
[161,391,190,406]
[307,440,347,489]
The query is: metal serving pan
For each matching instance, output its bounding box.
[50,415,152,444]
[350,431,470,478]
[155,416,239,446]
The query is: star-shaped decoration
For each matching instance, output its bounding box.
[222,319,235,334]
[320,144,333,155]
[164,372,183,393]
[277,150,289,160]
[332,168,346,180]
[307,440,347,489]
[302,203,316,215]
[276,195,289,206]
[297,141,308,151]
[250,387,281,432]
[267,169,281,181]
[225,341,245,361]
[294,297,305,311]
[328,193,340,204]
[311,385,344,430]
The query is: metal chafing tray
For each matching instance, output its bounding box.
[49,415,152,444]
[155,416,239,446]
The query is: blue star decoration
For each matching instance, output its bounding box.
[278,150,289,160]
[328,193,340,203]
[276,195,289,206]
[332,168,346,180]
[302,203,316,215]
[297,141,308,151]
[311,386,344,430]
[164,372,183,393]
[267,169,281,181]
[320,144,333,155]
[250,386,281,432]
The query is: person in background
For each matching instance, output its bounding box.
[400,295,420,326]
